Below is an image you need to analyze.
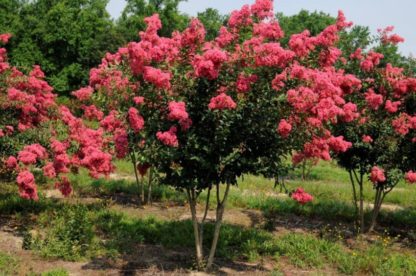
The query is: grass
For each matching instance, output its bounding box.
[41,268,69,276]
[21,205,416,275]
[0,251,19,275]
[63,159,416,230]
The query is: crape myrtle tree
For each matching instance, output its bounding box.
[72,0,361,269]
[0,34,114,199]
[331,27,416,233]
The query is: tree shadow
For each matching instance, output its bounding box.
[257,196,416,244]
[81,212,272,274]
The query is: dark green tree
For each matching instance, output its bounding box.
[197,8,226,41]
[117,0,189,41]
[0,0,124,95]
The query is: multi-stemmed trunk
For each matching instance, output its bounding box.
[367,185,394,232]
[130,152,153,206]
[349,168,395,233]
[274,175,288,194]
[349,169,365,233]
[131,152,142,206]
[185,182,231,271]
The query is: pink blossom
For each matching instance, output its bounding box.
[228,5,252,29]
[72,86,94,101]
[328,136,352,153]
[385,100,401,113]
[6,156,17,169]
[360,52,383,72]
[362,135,373,143]
[236,74,258,93]
[341,103,359,122]
[365,89,383,110]
[254,43,295,68]
[0,33,12,44]
[181,18,206,47]
[54,153,71,174]
[80,146,113,178]
[167,101,189,121]
[156,126,179,147]
[319,47,342,67]
[208,93,237,110]
[250,0,274,20]
[43,162,56,178]
[18,144,47,165]
[289,30,316,57]
[253,21,284,40]
[143,66,171,90]
[277,119,292,138]
[350,48,363,60]
[51,139,67,154]
[144,14,162,34]
[114,128,129,159]
[392,113,410,136]
[370,166,386,184]
[193,48,228,80]
[272,71,287,91]
[16,170,38,200]
[82,105,104,121]
[301,138,331,161]
[133,96,145,105]
[379,26,405,45]
[405,171,416,184]
[216,27,235,48]
[100,111,122,132]
[336,10,353,30]
[128,107,145,133]
[291,188,313,205]
[55,176,72,197]
[28,66,45,79]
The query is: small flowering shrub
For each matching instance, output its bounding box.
[0,36,113,199]
[291,188,314,205]
[76,0,364,270]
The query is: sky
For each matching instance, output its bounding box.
[107,0,415,56]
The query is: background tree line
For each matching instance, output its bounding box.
[1,0,414,96]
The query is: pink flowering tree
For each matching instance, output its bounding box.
[331,27,416,232]
[76,0,363,270]
[0,35,113,200]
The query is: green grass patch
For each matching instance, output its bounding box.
[0,251,19,275]
[41,268,69,276]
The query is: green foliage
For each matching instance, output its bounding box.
[197,8,226,41]
[0,251,19,275]
[277,10,336,45]
[26,204,99,261]
[41,268,69,276]
[117,0,189,41]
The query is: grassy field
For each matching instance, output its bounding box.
[0,160,415,275]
